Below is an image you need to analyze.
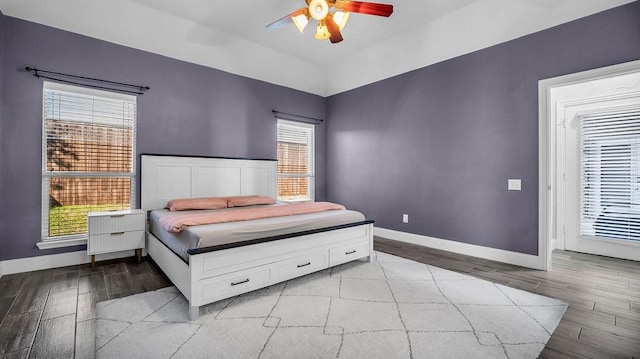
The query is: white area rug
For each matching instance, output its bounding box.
[95,252,567,358]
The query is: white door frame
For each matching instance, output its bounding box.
[539,59,640,268]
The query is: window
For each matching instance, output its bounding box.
[277,119,315,201]
[42,82,136,241]
[581,110,640,241]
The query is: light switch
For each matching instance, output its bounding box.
[508,179,522,191]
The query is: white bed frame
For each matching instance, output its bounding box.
[141,155,374,320]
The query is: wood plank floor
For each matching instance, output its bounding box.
[0,256,171,359]
[0,238,639,358]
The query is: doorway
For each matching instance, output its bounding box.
[542,61,640,261]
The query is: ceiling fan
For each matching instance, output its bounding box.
[266,0,394,44]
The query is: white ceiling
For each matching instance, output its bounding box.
[0,0,635,96]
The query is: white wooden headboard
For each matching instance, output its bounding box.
[141,155,278,210]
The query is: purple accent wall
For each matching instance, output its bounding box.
[1,3,639,262]
[326,2,640,255]
[0,17,326,260]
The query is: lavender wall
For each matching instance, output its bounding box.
[2,3,639,262]
[326,2,640,255]
[0,17,326,260]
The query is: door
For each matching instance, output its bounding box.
[564,96,640,260]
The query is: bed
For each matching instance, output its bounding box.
[141,155,374,320]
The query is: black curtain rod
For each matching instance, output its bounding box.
[25,67,150,95]
[272,110,323,124]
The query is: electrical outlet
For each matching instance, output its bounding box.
[403,214,409,223]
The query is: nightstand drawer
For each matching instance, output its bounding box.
[89,212,145,235]
[88,230,144,254]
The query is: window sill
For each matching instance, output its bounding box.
[279,199,314,203]
[36,237,87,250]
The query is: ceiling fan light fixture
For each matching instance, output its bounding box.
[314,21,331,40]
[293,12,310,33]
[333,11,350,30]
[308,0,329,21]
[266,0,393,43]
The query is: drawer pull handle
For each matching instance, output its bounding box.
[110,215,125,218]
[345,250,357,255]
[230,279,249,286]
[110,232,125,236]
[297,262,311,268]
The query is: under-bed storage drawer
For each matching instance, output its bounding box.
[277,250,328,282]
[329,240,370,267]
[201,265,274,301]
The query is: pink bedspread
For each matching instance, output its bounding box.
[159,202,346,233]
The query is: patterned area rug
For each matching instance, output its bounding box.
[95,251,567,358]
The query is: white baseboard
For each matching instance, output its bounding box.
[374,227,545,270]
[0,228,546,278]
[0,249,140,277]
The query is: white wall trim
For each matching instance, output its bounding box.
[0,249,139,277]
[538,77,552,271]
[375,227,546,270]
[2,227,547,277]
[36,237,87,250]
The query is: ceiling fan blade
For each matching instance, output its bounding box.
[325,15,343,43]
[266,8,306,31]
[343,1,393,17]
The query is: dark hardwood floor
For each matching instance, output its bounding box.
[0,238,639,358]
[0,256,171,359]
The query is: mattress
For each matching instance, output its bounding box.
[149,205,366,262]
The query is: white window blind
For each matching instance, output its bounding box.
[277,119,315,201]
[581,110,640,242]
[42,82,136,241]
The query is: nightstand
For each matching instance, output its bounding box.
[87,209,145,268]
